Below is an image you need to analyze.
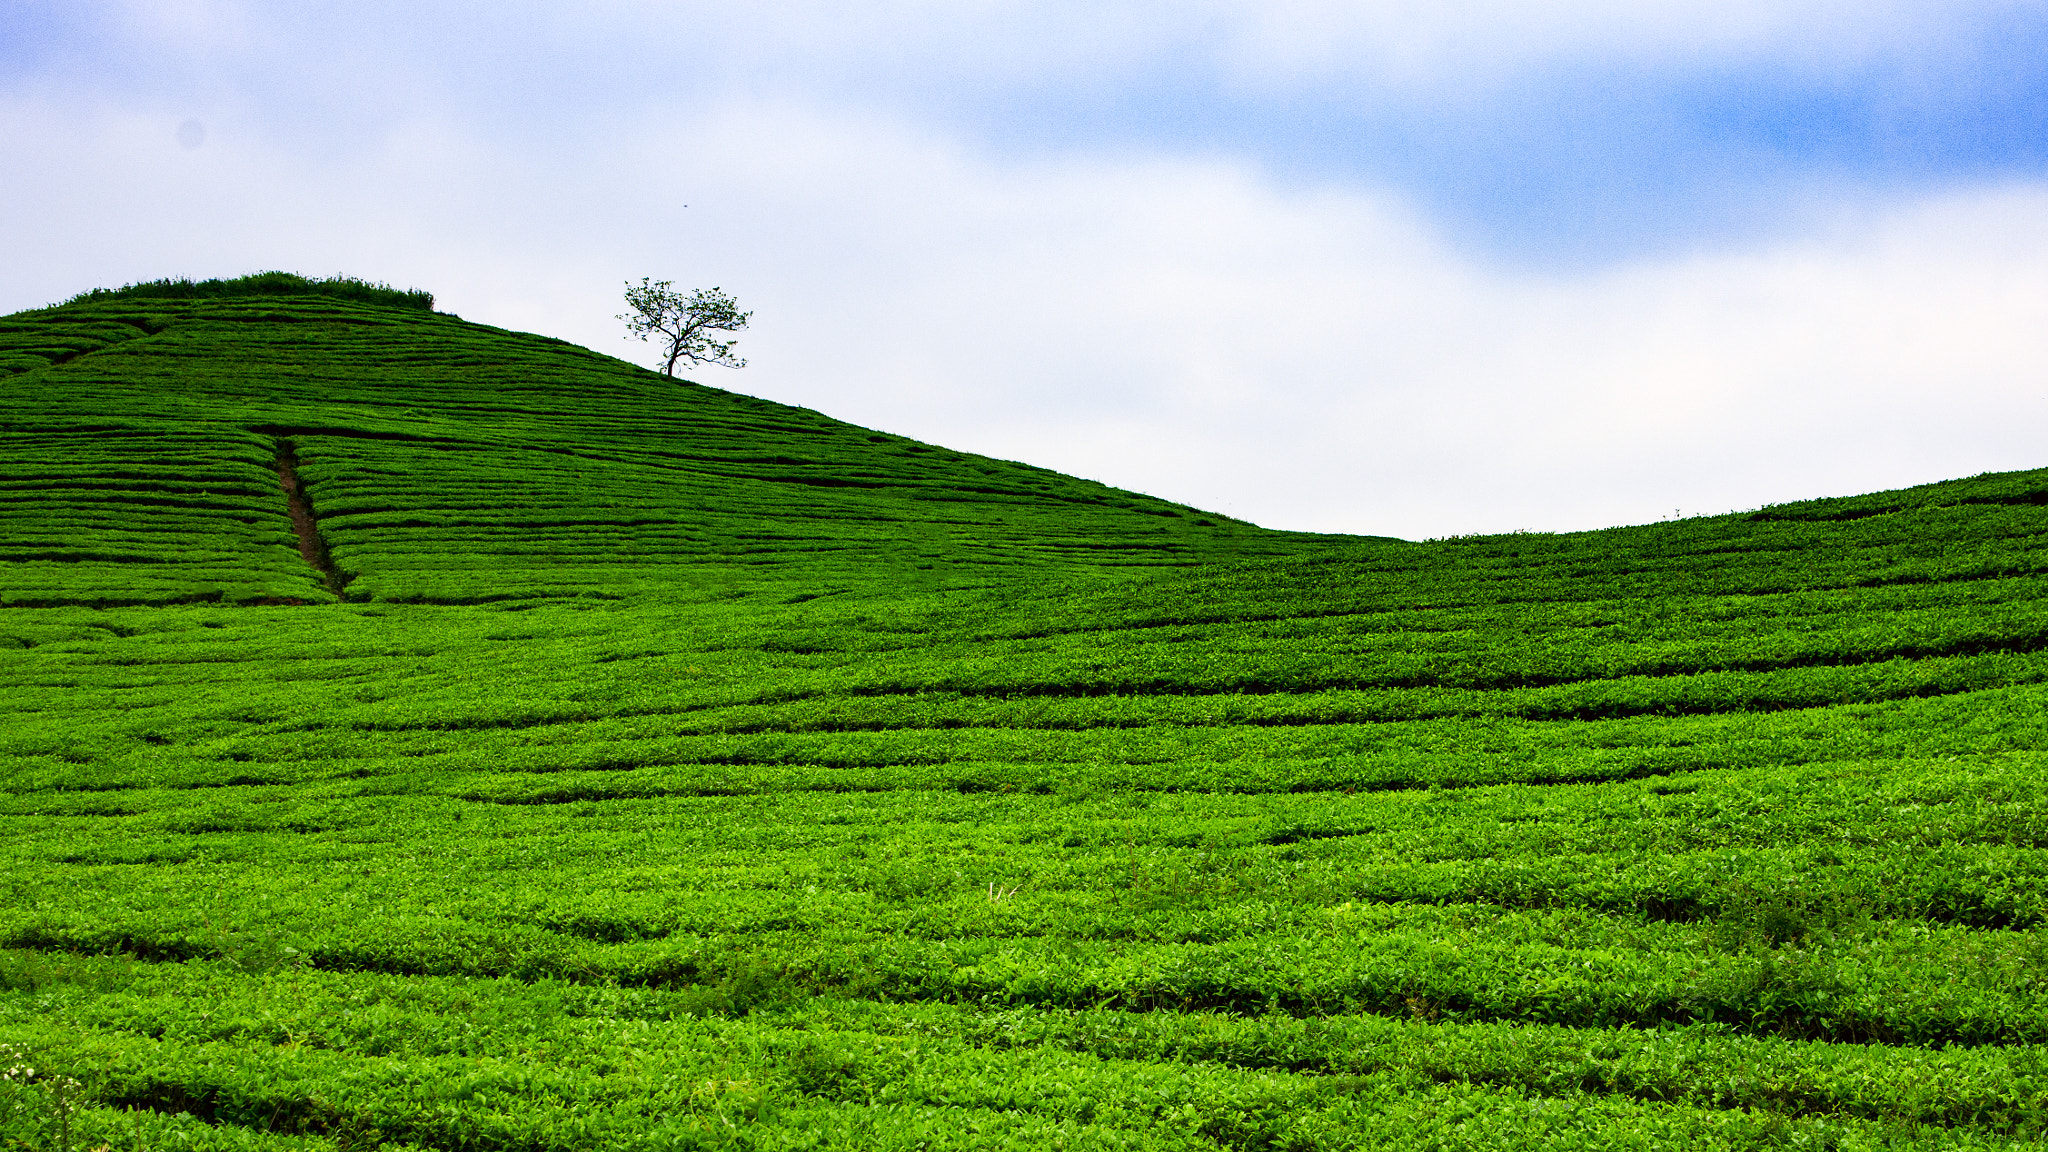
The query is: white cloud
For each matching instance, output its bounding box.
[633,106,2048,537]
[54,0,2037,115]
[4,96,2045,539]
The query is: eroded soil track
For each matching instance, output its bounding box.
[272,438,355,599]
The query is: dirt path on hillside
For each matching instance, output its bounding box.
[272,439,356,599]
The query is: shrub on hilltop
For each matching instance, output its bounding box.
[62,271,434,312]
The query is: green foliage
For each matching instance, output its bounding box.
[619,280,750,377]
[59,271,434,312]
[0,291,1303,608]
[2,281,2047,1147]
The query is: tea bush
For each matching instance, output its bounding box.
[2,285,2046,1148]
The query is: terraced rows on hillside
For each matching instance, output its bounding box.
[4,279,2048,1149]
[0,292,1335,608]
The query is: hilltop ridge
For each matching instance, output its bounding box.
[0,283,1358,608]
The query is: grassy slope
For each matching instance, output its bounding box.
[3,289,2048,1149]
[0,293,1341,609]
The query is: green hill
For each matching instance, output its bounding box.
[3,276,2047,1150]
[0,278,1343,610]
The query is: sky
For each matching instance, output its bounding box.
[5,1,2047,539]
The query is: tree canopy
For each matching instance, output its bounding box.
[618,280,750,377]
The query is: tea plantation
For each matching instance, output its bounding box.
[3,275,2047,1150]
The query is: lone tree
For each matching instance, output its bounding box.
[618,280,751,377]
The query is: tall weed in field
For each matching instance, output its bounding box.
[0,1044,84,1152]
